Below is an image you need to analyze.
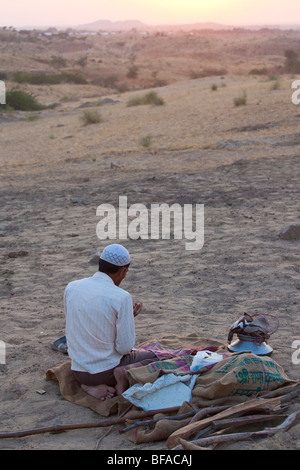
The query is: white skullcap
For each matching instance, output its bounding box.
[100,244,130,267]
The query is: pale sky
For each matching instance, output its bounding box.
[1,0,300,28]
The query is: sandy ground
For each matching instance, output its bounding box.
[1,65,300,450]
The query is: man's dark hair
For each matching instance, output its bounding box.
[99,258,130,274]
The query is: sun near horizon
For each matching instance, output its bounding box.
[1,0,300,28]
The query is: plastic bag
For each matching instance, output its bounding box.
[190,350,223,372]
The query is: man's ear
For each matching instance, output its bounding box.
[117,266,127,278]
[122,266,129,276]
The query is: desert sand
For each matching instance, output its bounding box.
[0,28,300,450]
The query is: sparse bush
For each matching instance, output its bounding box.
[11,71,87,85]
[127,91,164,107]
[4,90,45,111]
[284,49,300,73]
[211,84,218,91]
[152,79,168,88]
[126,64,139,79]
[268,74,279,81]
[76,55,88,67]
[50,56,67,68]
[92,74,119,89]
[81,110,102,125]
[249,67,269,75]
[116,82,130,93]
[140,135,152,148]
[25,114,40,121]
[271,80,281,90]
[190,68,227,79]
[143,91,164,105]
[234,91,247,107]
[127,96,143,107]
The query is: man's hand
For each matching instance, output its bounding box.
[133,302,143,317]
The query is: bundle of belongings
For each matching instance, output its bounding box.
[46,329,300,447]
[227,312,277,355]
[228,312,272,344]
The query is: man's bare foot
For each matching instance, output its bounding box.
[81,384,116,401]
[113,366,129,395]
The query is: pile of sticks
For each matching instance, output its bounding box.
[168,388,300,450]
[0,386,299,450]
[121,385,300,450]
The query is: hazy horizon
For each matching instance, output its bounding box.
[1,0,300,29]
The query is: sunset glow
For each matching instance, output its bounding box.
[1,0,299,28]
[125,0,262,24]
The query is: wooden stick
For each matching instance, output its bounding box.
[119,404,225,435]
[167,396,281,448]
[179,438,210,451]
[179,413,286,443]
[190,405,230,423]
[174,410,300,449]
[167,385,300,449]
[211,413,287,432]
[119,410,196,434]
[0,406,181,439]
[94,404,133,450]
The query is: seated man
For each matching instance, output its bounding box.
[64,244,157,401]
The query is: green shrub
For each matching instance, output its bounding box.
[234,91,247,107]
[11,71,87,85]
[50,56,67,68]
[140,135,152,148]
[127,91,164,107]
[127,96,143,107]
[25,114,40,121]
[143,91,164,105]
[4,90,45,111]
[190,68,227,79]
[249,67,269,75]
[81,110,102,125]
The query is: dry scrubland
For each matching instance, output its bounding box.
[0,28,300,450]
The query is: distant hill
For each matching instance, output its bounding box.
[75,19,235,32]
[75,19,149,31]
[154,22,234,32]
[75,19,300,33]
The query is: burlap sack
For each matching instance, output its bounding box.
[191,352,297,407]
[125,352,298,444]
[125,402,195,444]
